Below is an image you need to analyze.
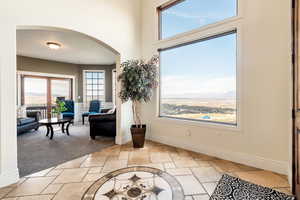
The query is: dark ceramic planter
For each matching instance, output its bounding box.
[130,124,146,148]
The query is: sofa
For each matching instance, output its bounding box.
[17,111,40,135]
[89,108,116,140]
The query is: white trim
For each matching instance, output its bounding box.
[0,168,19,188]
[155,3,243,131]
[112,69,117,106]
[17,70,76,101]
[157,16,242,44]
[17,74,21,106]
[17,70,75,79]
[149,134,288,175]
[156,26,243,131]
[82,70,106,103]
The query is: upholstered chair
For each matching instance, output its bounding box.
[82,100,101,124]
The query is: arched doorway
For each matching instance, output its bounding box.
[2,25,124,185]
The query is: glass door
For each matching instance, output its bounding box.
[51,79,72,104]
[21,75,73,119]
[23,76,47,106]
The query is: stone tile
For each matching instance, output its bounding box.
[273,187,292,195]
[80,156,107,168]
[118,151,130,160]
[202,182,217,195]
[170,152,192,161]
[18,195,54,200]
[120,143,133,151]
[128,151,150,165]
[191,167,222,183]
[7,178,27,188]
[279,174,289,181]
[25,168,54,178]
[176,149,192,158]
[41,184,63,194]
[150,152,172,163]
[175,175,206,195]
[166,168,192,176]
[164,162,176,169]
[234,163,260,172]
[210,160,243,172]
[1,140,292,200]
[88,167,102,174]
[55,156,87,169]
[53,182,92,200]
[196,160,211,167]
[174,159,199,168]
[82,173,105,182]
[128,163,165,170]
[46,169,63,177]
[192,153,216,161]
[53,168,89,184]
[102,160,127,173]
[193,194,210,200]
[7,177,55,197]
[93,146,120,157]
[0,187,14,199]
[235,170,290,188]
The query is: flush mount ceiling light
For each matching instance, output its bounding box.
[46,42,61,50]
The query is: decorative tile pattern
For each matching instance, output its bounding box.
[0,140,292,200]
[82,166,184,200]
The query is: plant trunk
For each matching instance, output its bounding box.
[132,101,142,127]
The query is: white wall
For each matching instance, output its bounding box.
[141,0,292,175]
[0,0,141,187]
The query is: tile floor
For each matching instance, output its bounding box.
[0,140,291,200]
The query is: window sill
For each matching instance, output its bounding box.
[155,116,241,132]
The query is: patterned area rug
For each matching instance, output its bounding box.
[210,174,294,200]
[82,166,184,200]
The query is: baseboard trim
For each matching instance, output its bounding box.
[150,134,288,175]
[121,133,132,145]
[0,168,19,188]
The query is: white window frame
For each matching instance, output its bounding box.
[155,0,243,130]
[82,70,106,103]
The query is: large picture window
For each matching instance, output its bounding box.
[159,31,237,125]
[83,70,105,102]
[158,0,237,39]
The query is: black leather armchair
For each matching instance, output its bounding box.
[17,111,40,135]
[89,108,116,140]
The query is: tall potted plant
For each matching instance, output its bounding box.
[118,56,159,148]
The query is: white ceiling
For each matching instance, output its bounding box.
[17,29,116,65]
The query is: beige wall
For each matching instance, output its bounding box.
[141,0,292,175]
[17,56,115,102]
[0,0,141,186]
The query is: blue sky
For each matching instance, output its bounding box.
[161,0,237,39]
[160,0,237,99]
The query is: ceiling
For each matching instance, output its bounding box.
[17,29,116,65]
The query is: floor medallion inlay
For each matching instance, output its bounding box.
[82,166,184,200]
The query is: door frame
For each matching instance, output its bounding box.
[292,0,299,197]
